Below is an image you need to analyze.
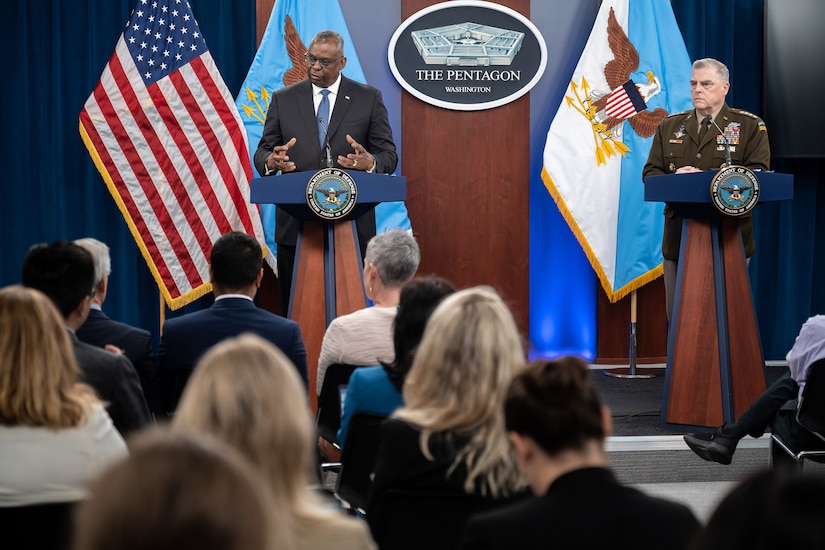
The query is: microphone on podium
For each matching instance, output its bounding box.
[706,114,732,168]
[319,117,333,168]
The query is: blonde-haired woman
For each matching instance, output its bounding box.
[367,286,527,549]
[0,285,127,508]
[174,333,375,550]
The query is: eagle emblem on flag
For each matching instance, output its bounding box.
[566,8,669,165]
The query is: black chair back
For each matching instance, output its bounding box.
[797,358,825,437]
[316,363,357,445]
[335,412,387,511]
[0,501,76,550]
[370,490,509,550]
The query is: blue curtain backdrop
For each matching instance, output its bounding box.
[1,0,821,359]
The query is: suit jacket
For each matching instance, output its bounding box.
[159,297,309,410]
[253,76,397,246]
[644,103,770,260]
[71,332,152,437]
[458,467,700,550]
[76,308,160,412]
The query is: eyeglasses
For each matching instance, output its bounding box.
[689,80,717,90]
[304,53,342,68]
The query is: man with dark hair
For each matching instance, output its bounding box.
[159,231,308,412]
[21,241,152,436]
[74,238,161,416]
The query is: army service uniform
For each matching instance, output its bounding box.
[643,103,770,260]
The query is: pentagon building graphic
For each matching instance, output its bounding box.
[411,23,524,66]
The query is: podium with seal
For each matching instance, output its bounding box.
[251,169,406,409]
[645,167,792,430]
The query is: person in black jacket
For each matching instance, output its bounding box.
[21,240,151,437]
[458,357,700,550]
[74,237,161,416]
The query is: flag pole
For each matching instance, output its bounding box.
[603,290,660,378]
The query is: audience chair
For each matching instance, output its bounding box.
[316,363,358,446]
[369,490,509,550]
[770,358,825,471]
[0,501,76,550]
[335,412,388,513]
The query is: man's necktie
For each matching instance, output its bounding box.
[317,89,330,148]
[698,118,709,143]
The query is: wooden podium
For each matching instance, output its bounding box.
[251,170,406,409]
[644,170,792,430]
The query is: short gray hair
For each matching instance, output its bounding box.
[74,238,111,288]
[693,58,729,84]
[311,30,344,56]
[365,229,420,288]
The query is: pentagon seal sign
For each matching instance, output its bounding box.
[306,168,357,221]
[710,166,760,217]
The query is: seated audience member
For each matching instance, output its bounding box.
[174,334,375,550]
[74,237,161,416]
[684,315,825,465]
[367,287,527,548]
[334,276,456,451]
[316,229,420,397]
[0,285,127,508]
[21,241,151,436]
[458,357,700,550]
[690,469,825,550]
[72,430,278,550]
[159,231,308,412]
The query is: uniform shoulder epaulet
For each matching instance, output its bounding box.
[729,108,762,120]
[666,109,692,119]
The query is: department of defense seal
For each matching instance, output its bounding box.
[710,165,760,217]
[306,168,358,220]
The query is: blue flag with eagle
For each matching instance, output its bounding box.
[542,0,692,302]
[235,0,410,267]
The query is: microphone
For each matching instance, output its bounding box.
[707,114,732,168]
[319,117,333,168]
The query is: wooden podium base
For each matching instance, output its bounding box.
[291,220,367,412]
[661,217,767,430]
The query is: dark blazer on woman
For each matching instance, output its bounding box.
[458,467,700,550]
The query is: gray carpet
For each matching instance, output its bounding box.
[592,364,790,437]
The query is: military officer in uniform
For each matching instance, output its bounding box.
[643,57,770,323]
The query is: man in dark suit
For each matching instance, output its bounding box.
[458,357,700,550]
[159,231,308,412]
[21,241,152,437]
[253,29,397,312]
[74,238,161,416]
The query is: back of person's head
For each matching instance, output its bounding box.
[74,238,111,289]
[383,276,456,391]
[505,357,605,456]
[174,333,314,515]
[0,285,95,428]
[72,429,278,550]
[364,229,420,288]
[693,469,825,550]
[21,241,95,318]
[398,286,525,496]
[209,231,262,292]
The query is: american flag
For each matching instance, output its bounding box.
[79,0,268,309]
[605,80,648,120]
